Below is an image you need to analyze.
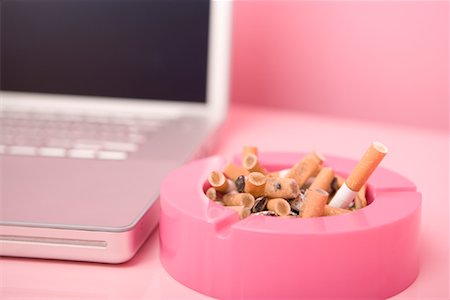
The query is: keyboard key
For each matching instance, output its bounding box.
[8,146,36,156]
[1,110,164,161]
[68,149,96,159]
[103,142,137,152]
[128,133,146,144]
[74,141,101,150]
[39,147,66,157]
[97,151,127,160]
[46,138,72,148]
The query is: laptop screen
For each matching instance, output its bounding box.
[0,0,209,103]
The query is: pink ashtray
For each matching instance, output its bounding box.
[159,152,421,299]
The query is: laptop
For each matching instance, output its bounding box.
[0,0,232,263]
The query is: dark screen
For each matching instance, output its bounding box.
[0,0,209,102]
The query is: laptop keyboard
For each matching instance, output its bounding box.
[0,109,167,160]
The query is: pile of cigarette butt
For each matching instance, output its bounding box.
[205,142,388,219]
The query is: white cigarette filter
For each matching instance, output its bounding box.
[329,142,388,208]
[328,182,356,209]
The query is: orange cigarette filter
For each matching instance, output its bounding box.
[223,162,249,181]
[266,198,291,216]
[264,177,299,199]
[223,192,255,209]
[205,187,217,201]
[310,151,325,165]
[228,206,251,219]
[335,175,345,188]
[354,185,367,209]
[323,205,351,216]
[242,146,258,158]
[346,142,388,191]
[242,153,266,174]
[267,168,290,178]
[309,167,335,191]
[208,171,229,193]
[244,172,267,198]
[286,152,324,188]
[301,188,329,218]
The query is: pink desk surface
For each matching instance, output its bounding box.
[1,104,448,299]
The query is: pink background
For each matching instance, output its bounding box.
[1,1,449,299]
[231,0,449,131]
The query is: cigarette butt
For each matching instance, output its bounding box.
[324,205,351,216]
[336,175,345,188]
[252,210,277,217]
[346,142,388,191]
[354,184,367,209]
[242,153,266,174]
[329,142,387,208]
[330,175,345,199]
[227,206,251,219]
[286,152,323,188]
[264,177,300,199]
[309,167,335,191]
[251,196,268,213]
[267,198,291,216]
[310,151,325,165]
[223,162,249,181]
[301,188,329,218]
[208,171,237,193]
[208,171,228,193]
[223,192,255,209]
[235,175,246,193]
[328,182,355,209]
[206,187,217,201]
[243,146,258,157]
[289,197,303,215]
[244,172,267,198]
[268,168,290,178]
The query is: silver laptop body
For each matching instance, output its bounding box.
[0,0,232,263]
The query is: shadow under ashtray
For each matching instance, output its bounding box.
[159,152,421,299]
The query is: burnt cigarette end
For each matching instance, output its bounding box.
[289,198,303,215]
[252,196,268,213]
[252,211,277,217]
[264,177,299,199]
[331,177,338,194]
[235,175,246,193]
